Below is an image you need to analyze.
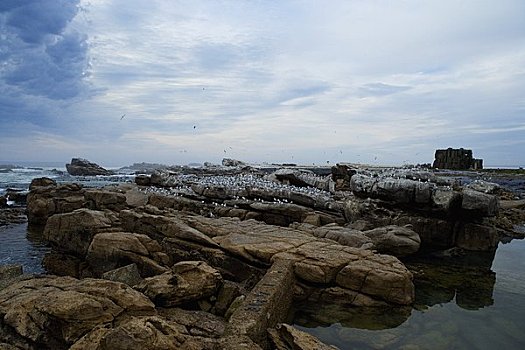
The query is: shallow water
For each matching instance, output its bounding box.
[292,238,525,349]
[0,223,49,274]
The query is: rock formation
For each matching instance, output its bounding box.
[4,162,518,349]
[433,148,483,170]
[66,158,113,176]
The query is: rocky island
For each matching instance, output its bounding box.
[1,159,524,349]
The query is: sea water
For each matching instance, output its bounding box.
[292,237,525,349]
[0,162,134,273]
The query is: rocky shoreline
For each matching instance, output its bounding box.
[1,162,524,349]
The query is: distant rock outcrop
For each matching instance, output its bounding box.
[66,158,113,176]
[433,148,483,170]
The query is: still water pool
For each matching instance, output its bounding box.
[0,223,49,274]
[292,237,525,349]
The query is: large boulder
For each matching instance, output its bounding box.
[27,180,85,225]
[43,209,113,257]
[86,232,170,277]
[273,242,414,305]
[135,261,223,307]
[0,276,155,349]
[66,158,113,176]
[43,209,114,257]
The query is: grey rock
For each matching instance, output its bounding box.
[363,225,421,257]
[432,188,461,212]
[66,158,112,176]
[102,263,143,287]
[462,189,499,216]
[465,180,500,194]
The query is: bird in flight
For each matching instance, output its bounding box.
[120,114,126,120]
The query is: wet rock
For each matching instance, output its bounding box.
[455,223,498,251]
[102,263,143,287]
[268,323,338,350]
[135,261,222,307]
[392,216,455,249]
[0,276,155,349]
[66,158,113,176]
[86,232,170,277]
[4,190,27,205]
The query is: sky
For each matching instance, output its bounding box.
[1,0,524,167]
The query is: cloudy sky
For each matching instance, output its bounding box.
[1,0,524,167]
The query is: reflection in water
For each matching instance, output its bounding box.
[0,223,49,274]
[292,239,525,349]
[408,251,497,311]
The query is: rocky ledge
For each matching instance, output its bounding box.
[1,163,522,349]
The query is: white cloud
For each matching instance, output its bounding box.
[1,0,524,167]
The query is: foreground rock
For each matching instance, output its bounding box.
[66,158,113,176]
[0,276,155,349]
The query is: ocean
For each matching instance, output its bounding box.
[0,162,134,198]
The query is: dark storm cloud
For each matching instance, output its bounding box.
[0,0,88,107]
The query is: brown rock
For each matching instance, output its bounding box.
[135,261,222,307]
[43,209,113,256]
[85,189,127,211]
[335,254,414,305]
[226,259,295,348]
[0,276,155,349]
[102,263,143,287]
[268,324,338,350]
[71,316,189,350]
[159,308,226,338]
[86,232,170,277]
[27,181,85,225]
